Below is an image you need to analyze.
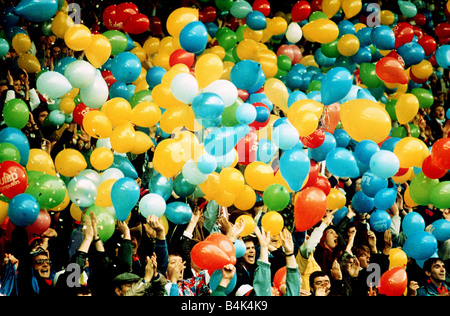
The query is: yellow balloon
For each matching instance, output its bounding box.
[395,93,420,125]
[404,186,419,208]
[302,19,339,44]
[110,122,136,153]
[389,248,408,269]
[63,87,79,99]
[55,148,87,177]
[266,17,288,35]
[85,34,112,69]
[393,137,429,168]
[194,53,224,88]
[288,99,324,120]
[51,11,74,38]
[17,53,41,73]
[0,200,8,225]
[159,104,189,134]
[340,99,391,143]
[380,10,395,26]
[236,214,256,237]
[219,167,245,195]
[101,97,131,127]
[143,37,160,56]
[151,83,186,109]
[130,131,153,154]
[131,46,146,63]
[60,97,76,114]
[209,45,226,59]
[153,138,186,178]
[261,211,284,236]
[151,52,171,70]
[26,148,56,175]
[326,188,347,210]
[83,110,113,139]
[199,172,220,200]
[392,167,413,184]
[411,60,433,80]
[342,0,362,19]
[129,101,161,128]
[234,185,257,211]
[236,39,259,61]
[243,27,264,42]
[64,24,92,51]
[337,34,360,57]
[300,54,319,68]
[70,202,83,221]
[322,0,342,18]
[12,33,31,54]
[166,7,199,38]
[264,78,289,113]
[244,161,275,191]
[184,106,203,132]
[90,147,114,171]
[214,189,236,207]
[95,178,116,207]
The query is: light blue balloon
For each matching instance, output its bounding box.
[369,150,400,178]
[14,0,58,22]
[248,93,273,111]
[361,171,388,198]
[287,90,307,107]
[79,70,109,108]
[397,42,424,66]
[374,188,397,211]
[47,110,66,128]
[68,177,98,207]
[111,177,140,221]
[325,147,360,178]
[435,45,450,69]
[402,212,425,238]
[64,60,96,89]
[272,123,299,150]
[0,38,10,58]
[111,52,142,83]
[371,25,395,50]
[256,138,276,164]
[165,202,192,225]
[309,132,336,162]
[403,231,437,260]
[333,129,351,148]
[182,160,208,185]
[235,103,257,124]
[230,0,253,19]
[209,269,237,294]
[0,127,30,166]
[54,56,76,75]
[279,143,310,192]
[111,155,138,179]
[321,67,353,105]
[430,219,450,242]
[36,71,72,100]
[369,210,391,232]
[192,92,225,120]
[352,191,374,213]
[179,21,208,54]
[7,193,40,227]
[234,239,246,258]
[197,153,217,174]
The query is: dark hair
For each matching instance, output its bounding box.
[422,258,444,273]
[309,271,329,289]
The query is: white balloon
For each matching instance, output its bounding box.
[36,71,72,99]
[64,60,96,88]
[170,73,198,104]
[139,193,166,218]
[286,22,303,44]
[203,79,238,107]
[80,70,109,108]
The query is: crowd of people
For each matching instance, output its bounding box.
[0,0,449,297]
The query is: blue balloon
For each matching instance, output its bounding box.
[371,25,395,50]
[352,191,374,213]
[352,46,372,64]
[338,20,356,36]
[325,148,360,178]
[192,92,225,120]
[246,68,266,94]
[14,0,58,22]
[314,48,336,68]
[333,206,349,225]
[361,171,388,198]
[173,173,196,198]
[111,177,140,221]
[209,269,237,294]
[286,69,304,91]
[179,21,208,54]
[111,155,138,179]
[230,60,262,90]
[0,38,10,58]
[320,67,353,105]
[380,137,401,152]
[287,90,307,107]
[356,27,373,47]
[397,42,425,66]
[109,81,130,100]
[234,239,246,258]
[165,202,192,225]
[435,45,450,69]
[148,172,173,201]
[309,132,336,162]
[369,150,400,179]
[54,56,77,75]
[1,7,20,28]
[279,143,310,192]
[205,22,219,37]
[146,66,166,88]
[256,138,276,164]
[248,93,273,111]
[370,210,391,232]
[430,219,450,242]
[7,193,40,227]
[245,11,267,30]
[111,52,142,83]
[403,231,437,260]
[334,129,351,148]
[254,105,270,123]
[0,127,29,167]
[354,140,380,165]
[374,188,397,211]
[272,123,299,150]
[235,102,257,124]
[197,153,217,174]
[402,212,425,238]
[204,124,249,157]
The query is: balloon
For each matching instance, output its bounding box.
[402,212,425,238]
[429,181,450,209]
[0,160,27,199]
[261,211,284,236]
[421,155,446,180]
[7,193,40,227]
[179,21,208,54]
[340,99,391,143]
[394,137,429,169]
[230,60,262,91]
[26,173,66,209]
[26,209,51,235]
[0,143,21,164]
[64,24,92,51]
[320,67,353,106]
[123,13,150,34]
[36,71,72,100]
[294,187,327,231]
[431,138,450,170]
[236,214,256,237]
[139,193,166,218]
[370,210,391,232]
[54,148,87,177]
[245,10,267,30]
[166,7,198,38]
[191,239,234,271]
[374,188,397,211]
[409,172,439,206]
[369,150,400,179]
[111,52,142,83]
[352,190,374,213]
[325,148,360,178]
[79,70,109,108]
[234,185,256,211]
[389,248,408,269]
[302,18,339,44]
[378,267,408,296]
[375,57,408,85]
[354,140,380,166]
[85,34,112,69]
[327,188,347,210]
[85,205,115,242]
[164,201,192,225]
[395,93,420,125]
[209,269,237,295]
[430,219,450,242]
[309,132,336,162]
[67,175,97,207]
[3,99,29,130]
[64,60,96,89]
[271,123,299,150]
[279,144,310,192]
[111,177,140,221]
[14,0,58,22]
[263,184,290,211]
[403,231,438,260]
[361,171,388,198]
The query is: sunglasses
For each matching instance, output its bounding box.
[33,259,51,265]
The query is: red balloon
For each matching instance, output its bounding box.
[73,103,95,126]
[431,138,450,170]
[417,35,437,56]
[235,127,258,165]
[409,68,428,84]
[116,2,139,24]
[385,51,405,68]
[201,6,217,23]
[205,233,237,265]
[300,128,325,148]
[411,26,424,40]
[414,13,427,27]
[102,5,122,30]
[304,160,320,188]
[191,240,235,271]
[273,266,287,290]
[101,70,116,88]
[312,176,331,196]
[277,44,295,62]
[26,209,51,235]
[149,16,163,36]
[378,267,408,296]
[294,187,327,232]
[291,1,311,22]
[435,23,450,39]
[394,167,410,177]
[237,89,249,102]
[123,13,149,34]
[322,103,340,134]
[0,161,27,199]
[291,45,303,64]
[169,49,195,68]
[310,0,323,12]
[422,155,447,179]
[252,0,271,17]
[249,102,270,130]
[393,22,414,49]
[375,57,408,85]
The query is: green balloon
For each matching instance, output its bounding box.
[215,27,237,50]
[411,88,434,108]
[307,80,322,92]
[222,98,242,127]
[321,40,340,58]
[129,90,153,107]
[385,99,397,121]
[429,181,450,209]
[277,55,292,72]
[3,98,29,129]
[263,184,290,211]
[409,172,439,206]
[173,173,196,198]
[103,30,128,56]
[41,20,54,36]
[359,63,383,89]
[215,0,234,12]
[85,205,115,242]
[25,174,67,209]
[309,11,328,22]
[0,143,21,163]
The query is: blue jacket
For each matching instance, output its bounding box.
[417,281,450,296]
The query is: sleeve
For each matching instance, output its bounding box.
[253,260,272,296]
[154,238,169,276]
[118,239,133,271]
[211,285,228,296]
[300,222,327,259]
[285,266,301,296]
[124,278,152,296]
